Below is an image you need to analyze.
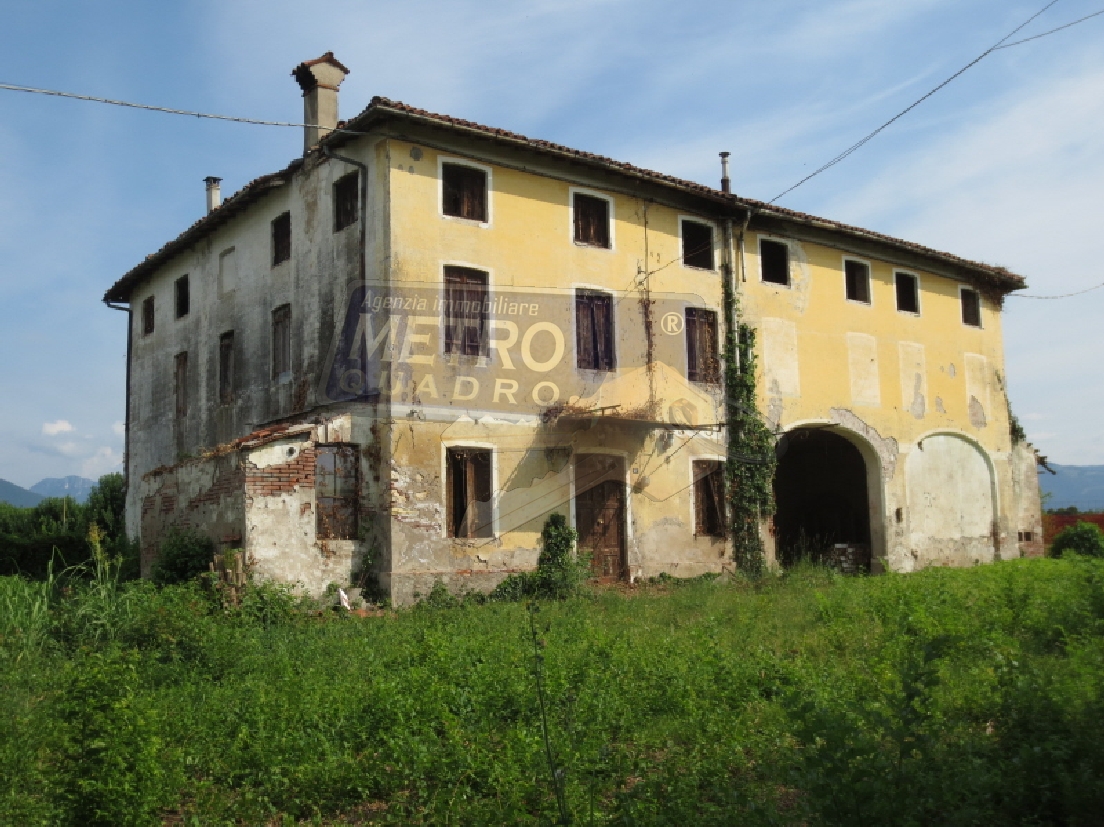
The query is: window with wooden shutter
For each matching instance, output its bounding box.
[686,308,719,384]
[218,331,235,404]
[443,267,488,357]
[272,305,291,379]
[693,460,725,537]
[573,193,610,248]
[446,448,493,538]
[961,288,981,327]
[333,172,359,231]
[442,163,488,222]
[316,444,358,540]
[575,290,615,371]
[682,220,714,270]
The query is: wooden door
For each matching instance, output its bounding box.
[574,454,627,581]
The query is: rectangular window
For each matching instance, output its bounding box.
[686,308,719,384]
[443,267,488,357]
[272,211,291,266]
[573,193,610,248]
[142,295,155,336]
[693,460,725,537]
[896,272,920,314]
[333,172,359,232]
[218,331,235,404]
[442,163,488,222]
[682,220,714,270]
[174,276,190,319]
[446,448,493,538]
[844,259,871,304]
[961,287,981,327]
[761,239,790,285]
[316,444,358,540]
[174,351,188,420]
[272,304,291,379]
[576,290,615,371]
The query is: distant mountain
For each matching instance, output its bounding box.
[29,476,97,504]
[0,479,43,508]
[1040,465,1104,512]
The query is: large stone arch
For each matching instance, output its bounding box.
[905,431,997,566]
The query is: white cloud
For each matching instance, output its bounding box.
[112,420,125,438]
[81,446,123,479]
[42,419,74,436]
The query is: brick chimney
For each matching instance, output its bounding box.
[291,52,350,153]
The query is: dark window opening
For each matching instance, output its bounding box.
[576,290,615,371]
[444,267,488,357]
[174,351,188,420]
[333,172,359,232]
[218,331,235,404]
[844,260,871,304]
[442,163,487,222]
[272,211,291,266]
[174,276,190,319]
[686,307,719,384]
[1018,530,1034,542]
[761,239,790,285]
[317,444,358,540]
[694,460,726,537]
[142,295,155,336]
[896,272,920,314]
[573,193,610,248]
[682,220,714,270]
[447,448,493,538]
[272,304,291,379]
[961,288,981,327]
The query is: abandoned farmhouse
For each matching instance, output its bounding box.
[103,53,1043,604]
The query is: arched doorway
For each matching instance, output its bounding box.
[774,428,872,570]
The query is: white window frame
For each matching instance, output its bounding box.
[678,215,718,272]
[958,284,983,329]
[568,448,634,543]
[894,269,922,316]
[438,156,493,229]
[440,441,498,540]
[571,282,618,375]
[440,260,496,366]
[568,187,616,251]
[842,255,873,307]
[758,235,792,288]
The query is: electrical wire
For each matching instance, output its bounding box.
[1009,280,1104,299]
[768,0,1092,204]
[994,7,1104,48]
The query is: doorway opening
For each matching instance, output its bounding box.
[574,454,627,581]
[774,428,871,571]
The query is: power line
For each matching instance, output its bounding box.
[0,82,363,135]
[1010,280,1104,299]
[768,0,1095,204]
[994,7,1104,48]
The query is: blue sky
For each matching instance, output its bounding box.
[1,0,1102,487]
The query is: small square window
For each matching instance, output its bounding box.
[682,220,714,270]
[896,272,920,314]
[686,308,719,384]
[219,331,235,404]
[961,288,981,327]
[761,239,790,285]
[142,295,155,336]
[333,172,359,232]
[693,460,725,537]
[272,305,291,380]
[317,444,359,540]
[442,163,488,222]
[844,260,870,304]
[573,193,610,248]
[576,290,615,371]
[272,212,291,266]
[444,267,488,357]
[174,276,190,319]
[447,448,493,538]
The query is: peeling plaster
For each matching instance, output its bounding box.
[829,407,899,481]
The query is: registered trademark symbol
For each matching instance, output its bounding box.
[660,312,683,335]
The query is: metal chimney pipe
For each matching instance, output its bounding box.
[719,152,731,194]
[205,176,222,214]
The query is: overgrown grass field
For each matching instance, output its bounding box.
[3,558,1103,825]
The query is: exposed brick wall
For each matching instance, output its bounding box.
[244,445,316,497]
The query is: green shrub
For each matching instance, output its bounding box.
[489,513,585,602]
[151,528,214,585]
[1050,521,1104,558]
